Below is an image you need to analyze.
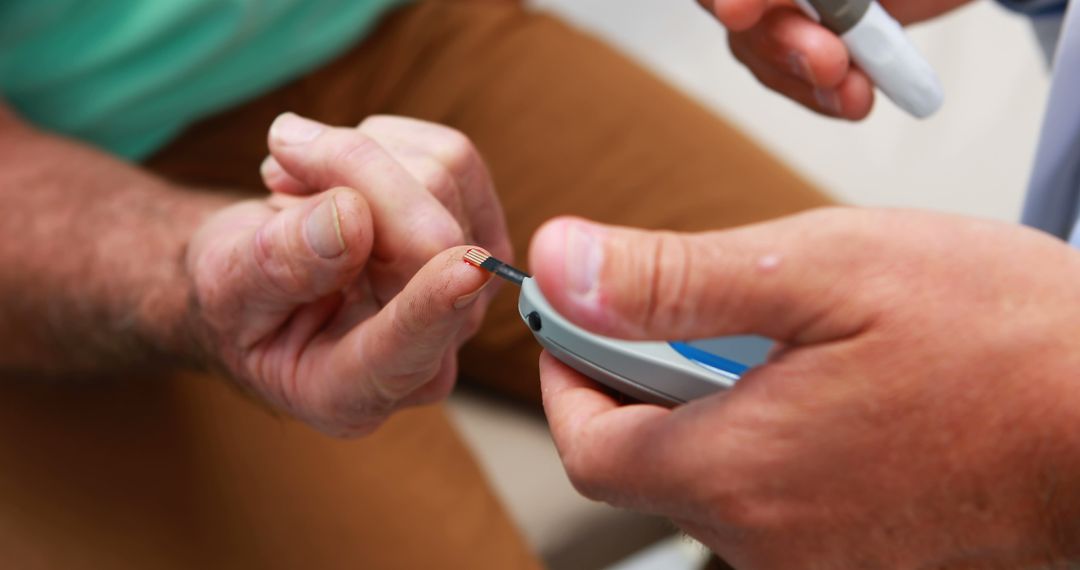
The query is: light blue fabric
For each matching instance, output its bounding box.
[996,0,1067,17]
[0,0,405,159]
[1021,0,1080,246]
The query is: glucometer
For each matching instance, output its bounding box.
[795,0,944,118]
[465,249,773,407]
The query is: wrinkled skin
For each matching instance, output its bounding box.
[532,208,1080,569]
[186,114,511,436]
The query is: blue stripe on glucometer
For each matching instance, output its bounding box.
[668,341,750,376]
[669,341,749,375]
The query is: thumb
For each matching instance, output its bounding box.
[234,188,373,305]
[527,213,878,344]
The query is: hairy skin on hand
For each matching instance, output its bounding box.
[0,108,511,437]
[0,106,231,377]
[533,209,1080,569]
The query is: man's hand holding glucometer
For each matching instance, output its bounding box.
[702,0,964,118]
[531,210,1080,568]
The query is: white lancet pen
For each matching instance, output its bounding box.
[793,0,945,118]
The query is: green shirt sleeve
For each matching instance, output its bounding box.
[0,0,406,159]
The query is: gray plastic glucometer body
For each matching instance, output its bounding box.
[519,277,771,406]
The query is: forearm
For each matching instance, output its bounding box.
[0,108,234,376]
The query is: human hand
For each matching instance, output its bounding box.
[703,0,969,119]
[184,113,510,436]
[259,113,511,301]
[531,209,1080,568]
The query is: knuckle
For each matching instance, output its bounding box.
[420,124,485,182]
[728,33,753,64]
[323,383,401,436]
[562,451,612,502]
[412,363,458,406]
[371,368,436,409]
[357,114,394,130]
[360,115,479,174]
[412,155,460,202]
[188,248,230,313]
[358,377,402,417]
[252,223,306,297]
[331,131,385,177]
[323,370,402,431]
[433,128,477,169]
[761,4,799,29]
[714,0,758,30]
[637,232,696,333]
[701,485,767,530]
[753,66,787,94]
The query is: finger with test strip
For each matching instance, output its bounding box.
[310,245,495,433]
[187,189,495,436]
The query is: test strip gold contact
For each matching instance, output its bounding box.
[464,248,530,285]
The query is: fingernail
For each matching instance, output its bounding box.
[813,88,843,116]
[271,112,323,145]
[260,155,284,180]
[788,52,815,83]
[565,222,604,303]
[454,278,492,309]
[305,195,346,258]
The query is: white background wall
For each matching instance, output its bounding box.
[531,0,1051,221]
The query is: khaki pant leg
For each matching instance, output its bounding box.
[0,372,539,569]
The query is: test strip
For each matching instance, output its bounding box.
[464,248,530,286]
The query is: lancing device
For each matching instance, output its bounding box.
[793,0,944,118]
[465,249,773,406]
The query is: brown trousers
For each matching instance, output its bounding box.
[0,1,829,568]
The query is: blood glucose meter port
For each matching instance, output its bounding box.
[526,311,542,332]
